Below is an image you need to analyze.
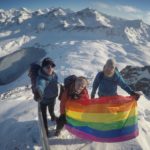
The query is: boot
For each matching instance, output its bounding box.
[54,129,61,136]
[54,115,66,136]
[51,114,58,121]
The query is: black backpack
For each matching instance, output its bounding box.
[58,75,77,100]
[64,75,77,89]
[28,63,41,101]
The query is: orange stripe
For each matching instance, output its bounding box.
[66,101,137,113]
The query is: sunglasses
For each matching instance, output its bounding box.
[45,65,54,69]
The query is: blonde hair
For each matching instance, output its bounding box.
[75,76,89,86]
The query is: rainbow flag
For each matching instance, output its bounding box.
[65,95,138,142]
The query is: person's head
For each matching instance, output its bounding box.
[103,59,116,77]
[74,76,88,94]
[42,57,56,75]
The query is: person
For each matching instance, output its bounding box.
[55,76,89,136]
[91,59,140,100]
[36,57,58,136]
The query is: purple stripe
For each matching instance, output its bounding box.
[65,125,139,143]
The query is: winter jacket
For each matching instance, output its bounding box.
[36,70,58,101]
[91,70,134,97]
[60,88,89,115]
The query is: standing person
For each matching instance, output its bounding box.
[55,76,89,136]
[91,59,140,100]
[36,57,58,136]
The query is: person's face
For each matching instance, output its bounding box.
[43,65,54,75]
[104,65,115,77]
[74,80,87,94]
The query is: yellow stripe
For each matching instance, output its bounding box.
[66,108,137,123]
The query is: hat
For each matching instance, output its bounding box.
[42,57,56,68]
[105,58,116,68]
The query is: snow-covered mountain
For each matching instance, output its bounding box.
[0,8,150,45]
[0,7,150,150]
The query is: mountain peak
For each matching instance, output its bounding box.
[50,8,68,16]
[19,7,31,13]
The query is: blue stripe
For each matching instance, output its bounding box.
[67,123,138,138]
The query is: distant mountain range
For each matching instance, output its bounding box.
[0,7,150,44]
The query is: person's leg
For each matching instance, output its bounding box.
[55,114,66,136]
[40,103,48,136]
[48,98,57,121]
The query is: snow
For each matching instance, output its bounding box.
[0,7,150,150]
[0,87,40,150]
[37,23,45,32]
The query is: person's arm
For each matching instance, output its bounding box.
[117,74,141,101]
[36,78,46,99]
[91,72,101,98]
[60,91,68,115]
[55,73,58,83]
[117,72,134,95]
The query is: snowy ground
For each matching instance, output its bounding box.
[0,40,150,150]
[1,83,150,150]
[0,7,150,150]
[0,87,40,150]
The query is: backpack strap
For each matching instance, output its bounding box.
[99,71,104,81]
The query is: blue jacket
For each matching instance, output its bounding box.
[91,70,134,97]
[36,70,58,100]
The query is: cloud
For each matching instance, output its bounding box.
[116,5,141,13]
[92,2,111,9]
[143,11,150,24]
[90,2,150,25]
[146,11,150,16]
[93,2,111,9]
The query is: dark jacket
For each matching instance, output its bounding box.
[36,70,58,101]
[91,70,134,97]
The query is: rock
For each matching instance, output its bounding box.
[121,65,150,98]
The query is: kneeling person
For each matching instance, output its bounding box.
[55,76,89,136]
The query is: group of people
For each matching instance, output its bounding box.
[34,57,140,137]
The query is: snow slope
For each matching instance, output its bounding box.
[0,7,150,150]
[0,87,40,150]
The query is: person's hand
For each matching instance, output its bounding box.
[34,90,43,102]
[91,94,95,99]
[131,92,141,101]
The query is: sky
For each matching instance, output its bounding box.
[0,0,150,25]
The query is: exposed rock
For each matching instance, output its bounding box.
[121,65,150,98]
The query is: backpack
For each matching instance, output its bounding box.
[58,75,77,100]
[28,63,41,101]
[64,75,77,89]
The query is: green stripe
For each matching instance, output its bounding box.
[66,116,138,131]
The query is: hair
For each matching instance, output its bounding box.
[105,59,116,67]
[42,57,55,68]
[67,76,88,99]
[75,76,89,86]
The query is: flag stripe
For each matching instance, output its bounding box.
[66,125,139,142]
[66,108,137,123]
[66,116,138,131]
[66,101,137,113]
[67,123,138,138]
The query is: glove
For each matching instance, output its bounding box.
[70,91,80,100]
[34,89,43,102]
[91,90,96,99]
[91,94,95,99]
[131,91,141,101]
